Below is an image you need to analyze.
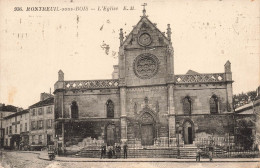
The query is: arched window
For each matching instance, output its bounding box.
[183,96,192,115]
[71,101,79,119]
[210,95,218,114]
[106,100,114,118]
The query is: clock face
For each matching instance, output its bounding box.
[138,33,152,46]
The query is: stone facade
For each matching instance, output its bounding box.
[54,11,235,153]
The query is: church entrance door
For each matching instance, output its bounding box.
[106,124,115,146]
[141,124,154,146]
[184,121,193,144]
[140,112,155,146]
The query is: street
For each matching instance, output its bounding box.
[0,151,259,168]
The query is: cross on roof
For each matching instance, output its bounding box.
[141,3,147,16]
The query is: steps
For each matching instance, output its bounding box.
[75,144,228,158]
[128,148,178,158]
[69,145,230,159]
[78,148,178,158]
[178,147,196,158]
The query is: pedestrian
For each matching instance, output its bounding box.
[196,147,202,162]
[123,143,128,159]
[208,146,213,162]
[108,146,113,159]
[115,143,121,158]
[112,145,116,158]
[100,144,103,159]
[100,144,106,159]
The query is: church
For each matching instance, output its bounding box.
[54,7,235,156]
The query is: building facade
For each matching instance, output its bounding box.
[54,10,235,153]
[29,96,55,150]
[3,110,29,149]
[0,104,18,148]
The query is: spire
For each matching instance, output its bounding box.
[119,28,124,46]
[141,3,147,17]
[167,24,172,42]
[58,70,64,81]
[224,60,231,73]
[224,60,232,81]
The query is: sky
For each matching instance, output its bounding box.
[0,0,259,109]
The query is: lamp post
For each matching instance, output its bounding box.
[176,123,180,159]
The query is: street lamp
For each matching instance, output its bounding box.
[176,123,180,159]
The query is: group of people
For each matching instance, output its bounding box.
[101,143,214,161]
[101,143,128,159]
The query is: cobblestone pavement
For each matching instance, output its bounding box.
[0,151,259,168]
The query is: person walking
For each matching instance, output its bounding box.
[123,143,128,159]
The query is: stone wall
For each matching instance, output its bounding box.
[174,84,231,115]
[62,89,120,118]
[176,114,235,143]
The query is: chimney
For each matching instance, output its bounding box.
[40,92,53,101]
[40,93,45,101]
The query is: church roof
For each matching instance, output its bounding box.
[186,70,200,75]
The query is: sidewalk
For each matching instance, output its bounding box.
[35,151,260,162]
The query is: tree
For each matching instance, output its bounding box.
[247,91,257,101]
[233,90,257,109]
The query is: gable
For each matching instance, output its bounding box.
[122,16,170,47]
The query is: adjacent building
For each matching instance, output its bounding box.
[0,104,20,148]
[29,93,54,150]
[3,109,29,149]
